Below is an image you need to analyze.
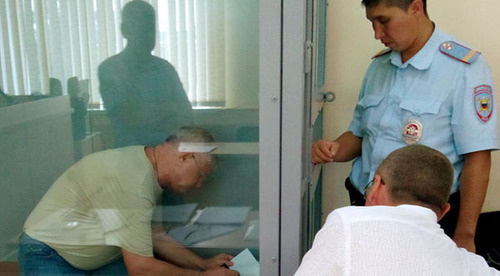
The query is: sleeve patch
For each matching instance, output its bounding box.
[474,85,493,123]
[439,41,481,64]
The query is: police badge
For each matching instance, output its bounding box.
[402,119,423,144]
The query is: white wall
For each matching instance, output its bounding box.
[322,0,500,218]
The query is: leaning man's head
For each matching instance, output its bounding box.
[158,126,216,193]
[376,144,453,213]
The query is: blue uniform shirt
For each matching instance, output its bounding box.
[348,27,499,193]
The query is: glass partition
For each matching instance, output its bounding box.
[0,0,260,273]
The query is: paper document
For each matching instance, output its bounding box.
[194,206,251,224]
[152,203,197,224]
[244,219,259,241]
[168,224,239,245]
[231,248,259,276]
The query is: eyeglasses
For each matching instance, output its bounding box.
[363,179,374,199]
[363,177,384,199]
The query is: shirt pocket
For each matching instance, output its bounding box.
[399,99,441,116]
[399,99,445,142]
[358,95,385,134]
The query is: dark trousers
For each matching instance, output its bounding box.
[344,177,459,238]
[475,211,500,270]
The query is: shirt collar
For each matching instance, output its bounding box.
[389,26,448,70]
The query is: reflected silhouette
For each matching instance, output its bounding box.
[99,0,193,148]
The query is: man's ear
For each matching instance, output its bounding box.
[178,152,193,163]
[365,174,385,206]
[436,203,451,222]
[409,0,424,15]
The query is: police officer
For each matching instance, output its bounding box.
[312,0,498,253]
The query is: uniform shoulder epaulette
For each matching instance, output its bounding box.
[439,41,481,64]
[372,48,392,59]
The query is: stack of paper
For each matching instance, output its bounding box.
[167,206,251,245]
[244,219,259,241]
[152,203,198,224]
[193,206,251,224]
[168,224,240,245]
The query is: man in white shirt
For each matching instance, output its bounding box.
[296,145,500,275]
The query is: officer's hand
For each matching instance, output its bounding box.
[201,267,240,276]
[312,140,339,164]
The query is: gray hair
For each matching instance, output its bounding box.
[376,145,453,211]
[166,126,216,165]
[166,126,215,144]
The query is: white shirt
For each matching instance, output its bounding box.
[295,205,500,276]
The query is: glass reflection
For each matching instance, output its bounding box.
[0,0,259,274]
[98,0,193,148]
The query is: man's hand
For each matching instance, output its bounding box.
[312,140,339,164]
[202,267,240,276]
[201,254,234,270]
[311,132,362,164]
[453,234,476,253]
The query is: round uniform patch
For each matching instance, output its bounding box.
[474,85,493,123]
[402,119,423,144]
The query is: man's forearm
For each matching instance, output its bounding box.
[152,230,205,270]
[122,248,202,276]
[332,131,362,162]
[454,150,491,251]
